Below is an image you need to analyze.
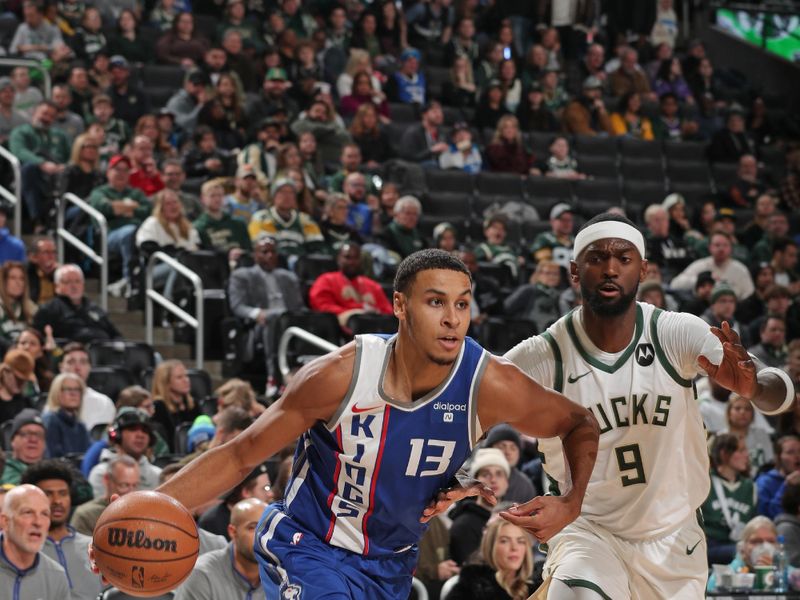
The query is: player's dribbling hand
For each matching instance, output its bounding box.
[419,478,496,523]
[499,495,580,542]
[87,494,121,581]
[698,321,758,400]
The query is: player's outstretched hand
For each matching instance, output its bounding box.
[419,476,496,523]
[698,321,758,399]
[88,494,120,581]
[499,495,580,542]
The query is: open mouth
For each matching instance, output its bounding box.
[438,336,459,351]
[597,283,621,298]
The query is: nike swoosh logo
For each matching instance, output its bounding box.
[686,539,702,555]
[352,404,383,413]
[567,372,591,384]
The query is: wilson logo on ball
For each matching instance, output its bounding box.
[107,528,178,553]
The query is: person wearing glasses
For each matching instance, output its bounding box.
[71,455,140,536]
[0,409,47,485]
[42,373,90,458]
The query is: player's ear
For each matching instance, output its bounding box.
[227,523,236,539]
[640,258,649,282]
[569,260,578,283]
[393,291,406,320]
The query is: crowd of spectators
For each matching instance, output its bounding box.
[0,0,796,598]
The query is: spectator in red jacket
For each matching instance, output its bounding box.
[308,242,392,333]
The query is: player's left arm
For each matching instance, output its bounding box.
[698,321,795,415]
[477,356,600,541]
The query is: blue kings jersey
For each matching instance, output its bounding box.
[280,333,487,558]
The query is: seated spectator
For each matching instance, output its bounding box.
[652,57,693,104]
[175,498,268,600]
[776,483,800,567]
[64,133,104,200]
[290,99,351,165]
[398,100,448,167]
[151,360,200,450]
[643,203,692,281]
[183,125,233,180]
[166,70,210,134]
[88,407,162,497]
[88,155,152,289]
[485,424,536,504]
[442,55,477,109]
[740,194,778,250]
[747,96,777,148]
[372,182,400,236]
[652,92,699,141]
[50,85,84,146]
[58,342,116,432]
[70,6,106,63]
[246,69,299,140]
[671,232,754,300]
[33,264,121,344]
[724,392,774,473]
[136,114,177,165]
[336,49,383,99]
[89,51,112,92]
[15,327,54,394]
[136,188,201,297]
[503,260,561,333]
[473,214,520,280]
[610,92,654,140]
[379,195,426,260]
[727,154,767,209]
[198,463,274,539]
[1,409,46,484]
[224,164,265,224]
[439,122,482,173]
[709,106,758,163]
[10,0,73,64]
[108,9,153,64]
[516,82,559,132]
[750,211,789,265]
[609,47,654,101]
[756,436,800,519]
[67,66,92,122]
[707,516,778,591]
[0,262,37,344]
[198,94,246,152]
[771,238,800,296]
[474,80,511,132]
[127,135,165,197]
[749,314,788,369]
[539,69,567,116]
[446,517,536,600]
[329,144,376,195]
[160,161,201,221]
[564,76,613,136]
[90,94,131,163]
[701,283,743,337]
[214,381,263,421]
[340,71,389,120]
[10,67,43,119]
[499,59,523,114]
[156,11,210,68]
[385,47,426,105]
[486,115,538,175]
[542,136,585,180]
[0,205,25,265]
[406,0,453,50]
[529,203,574,268]
[309,243,392,332]
[22,459,103,600]
[108,55,152,128]
[521,44,548,90]
[319,194,363,253]
[10,101,71,232]
[42,373,90,457]
[449,448,509,565]
[434,223,460,253]
[217,0,263,55]
[228,236,303,388]
[349,104,393,167]
[71,455,140,536]
[194,180,252,264]
[0,484,69,597]
[249,179,326,258]
[0,77,28,145]
[736,263,776,325]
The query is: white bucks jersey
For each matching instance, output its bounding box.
[507,302,721,540]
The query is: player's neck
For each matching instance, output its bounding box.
[581,304,638,353]
[387,336,453,403]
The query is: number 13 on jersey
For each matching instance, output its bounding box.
[405,439,456,477]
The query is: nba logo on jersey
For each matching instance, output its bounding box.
[291,532,303,545]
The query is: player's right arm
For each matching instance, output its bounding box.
[156,344,357,512]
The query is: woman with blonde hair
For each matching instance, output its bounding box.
[447,516,535,599]
[336,49,383,98]
[42,372,90,457]
[486,115,538,175]
[151,359,199,450]
[349,103,392,166]
[214,378,264,419]
[64,132,104,199]
[443,55,477,108]
[0,261,37,343]
[708,515,778,591]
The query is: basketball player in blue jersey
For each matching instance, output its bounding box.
[126,249,599,599]
[497,213,795,599]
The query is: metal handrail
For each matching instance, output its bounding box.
[145,251,204,368]
[56,192,108,310]
[278,326,339,379]
[0,58,52,97]
[0,145,21,238]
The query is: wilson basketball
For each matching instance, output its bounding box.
[93,491,199,597]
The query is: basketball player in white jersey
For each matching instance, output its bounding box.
[501,213,794,599]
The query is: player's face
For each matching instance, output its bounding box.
[493,440,520,468]
[493,523,527,573]
[395,269,472,367]
[778,439,800,475]
[572,238,646,318]
[37,479,71,529]
[476,466,509,499]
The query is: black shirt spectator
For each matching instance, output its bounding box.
[708,108,758,163]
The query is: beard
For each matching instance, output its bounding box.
[581,280,639,317]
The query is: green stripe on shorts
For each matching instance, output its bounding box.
[562,578,613,600]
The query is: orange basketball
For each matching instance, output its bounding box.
[93,491,199,597]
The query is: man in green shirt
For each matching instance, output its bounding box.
[9,100,71,231]
[529,202,575,268]
[87,154,151,292]
[0,409,47,485]
[379,195,426,260]
[194,180,252,264]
